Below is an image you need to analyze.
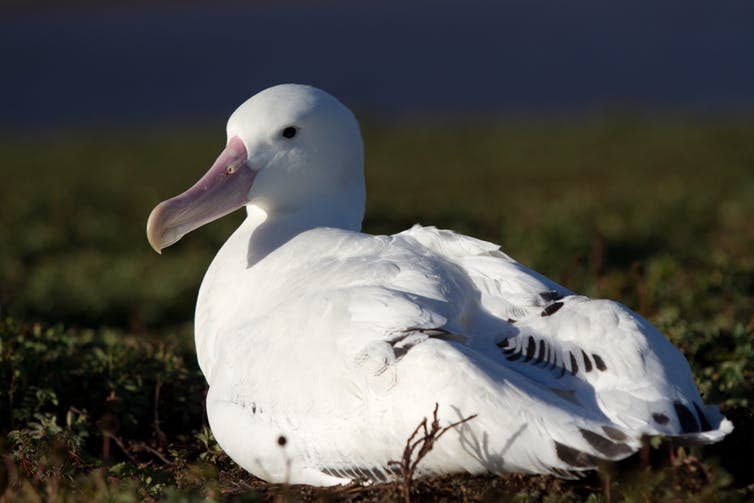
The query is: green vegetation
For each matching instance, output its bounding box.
[1,116,753,501]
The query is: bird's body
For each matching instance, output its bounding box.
[147,84,732,486]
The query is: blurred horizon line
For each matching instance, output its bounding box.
[3,0,754,129]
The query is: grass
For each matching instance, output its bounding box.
[1,115,753,501]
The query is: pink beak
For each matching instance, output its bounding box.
[146,136,255,253]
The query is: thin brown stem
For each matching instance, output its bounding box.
[388,403,476,503]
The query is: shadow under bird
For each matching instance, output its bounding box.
[146,84,732,485]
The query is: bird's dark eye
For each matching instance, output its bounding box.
[281,127,297,139]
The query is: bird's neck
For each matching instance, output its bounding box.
[195,192,364,380]
[242,196,364,267]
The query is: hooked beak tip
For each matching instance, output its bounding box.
[146,202,168,254]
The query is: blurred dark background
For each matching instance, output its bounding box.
[3,0,754,129]
[2,5,754,500]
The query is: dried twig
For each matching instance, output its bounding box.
[153,374,167,448]
[109,435,139,465]
[110,436,172,467]
[388,403,476,503]
[129,440,172,466]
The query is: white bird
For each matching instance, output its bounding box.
[146,84,732,486]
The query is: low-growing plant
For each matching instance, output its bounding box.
[1,117,753,501]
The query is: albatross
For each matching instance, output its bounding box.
[146,84,732,486]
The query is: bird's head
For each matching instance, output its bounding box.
[146,84,365,253]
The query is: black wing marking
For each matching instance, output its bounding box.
[534,339,547,365]
[581,350,593,372]
[554,441,603,468]
[591,353,607,371]
[652,412,670,425]
[541,302,564,316]
[579,428,632,457]
[540,290,565,302]
[554,427,633,470]
[693,402,713,431]
[568,352,579,376]
[601,426,628,441]
[523,336,536,362]
[498,334,606,379]
[391,327,467,359]
[674,401,700,433]
[321,464,401,482]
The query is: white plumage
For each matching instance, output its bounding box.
[147,84,732,486]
